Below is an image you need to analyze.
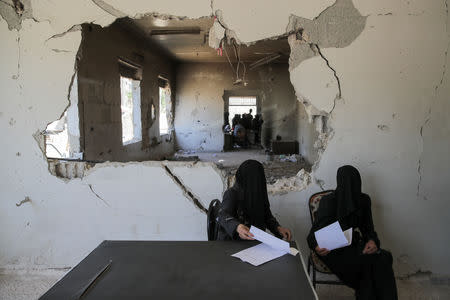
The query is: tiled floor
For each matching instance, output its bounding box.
[1,269,449,299]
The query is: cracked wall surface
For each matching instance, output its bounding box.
[1,0,450,279]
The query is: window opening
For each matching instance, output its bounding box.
[120,76,142,145]
[159,85,170,135]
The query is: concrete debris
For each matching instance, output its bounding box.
[15,196,31,207]
[267,169,311,195]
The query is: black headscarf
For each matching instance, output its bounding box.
[335,165,362,219]
[234,160,269,228]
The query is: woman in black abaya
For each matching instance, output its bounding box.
[307,165,397,300]
[217,160,292,241]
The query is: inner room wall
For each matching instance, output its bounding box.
[77,22,176,162]
[174,62,317,160]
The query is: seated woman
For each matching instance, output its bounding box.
[307,165,397,300]
[217,159,292,241]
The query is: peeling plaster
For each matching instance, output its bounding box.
[287,0,367,70]
[286,0,366,125]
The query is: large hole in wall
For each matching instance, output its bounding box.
[41,6,363,187]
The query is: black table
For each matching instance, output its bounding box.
[40,241,317,300]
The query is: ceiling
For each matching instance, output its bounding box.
[117,16,290,64]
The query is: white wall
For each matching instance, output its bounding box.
[0,0,449,277]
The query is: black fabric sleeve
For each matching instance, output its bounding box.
[359,194,380,248]
[264,206,281,236]
[217,189,241,239]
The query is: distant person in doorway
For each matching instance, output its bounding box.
[233,120,247,147]
[232,114,241,129]
[222,112,231,133]
[252,114,263,145]
[242,109,253,130]
[217,160,292,241]
[307,165,397,300]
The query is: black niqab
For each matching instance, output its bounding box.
[234,160,269,228]
[335,165,362,219]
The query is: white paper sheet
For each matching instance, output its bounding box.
[231,226,299,266]
[231,243,287,266]
[314,221,352,251]
[343,228,352,244]
[249,226,290,252]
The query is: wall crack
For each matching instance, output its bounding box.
[14,31,20,80]
[88,184,110,207]
[417,0,449,199]
[162,164,207,214]
[313,43,342,109]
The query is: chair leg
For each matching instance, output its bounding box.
[307,257,311,275]
[313,265,316,289]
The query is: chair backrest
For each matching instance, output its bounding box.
[308,190,335,274]
[207,199,221,241]
[308,190,334,224]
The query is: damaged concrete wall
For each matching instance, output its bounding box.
[0,0,449,279]
[296,101,320,164]
[78,22,176,162]
[174,63,306,152]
